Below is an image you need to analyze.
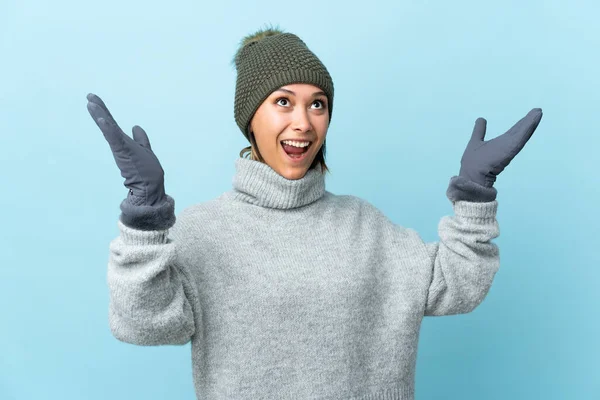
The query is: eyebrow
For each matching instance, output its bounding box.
[274,88,327,97]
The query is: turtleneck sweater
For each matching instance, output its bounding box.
[106,157,500,400]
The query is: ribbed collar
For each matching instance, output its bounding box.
[231,157,326,209]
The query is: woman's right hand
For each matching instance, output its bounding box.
[86,93,167,207]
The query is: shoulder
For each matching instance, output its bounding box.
[169,192,231,232]
[333,193,417,239]
[324,192,398,229]
[168,193,232,247]
[329,192,386,217]
[325,192,363,207]
[176,192,230,221]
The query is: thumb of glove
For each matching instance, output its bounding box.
[469,118,487,144]
[132,125,153,151]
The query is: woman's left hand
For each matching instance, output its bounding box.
[459,108,543,188]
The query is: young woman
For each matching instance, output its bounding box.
[86,27,542,400]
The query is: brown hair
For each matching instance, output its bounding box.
[239,129,330,175]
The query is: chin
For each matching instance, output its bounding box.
[266,151,316,179]
[277,163,311,180]
[281,168,308,180]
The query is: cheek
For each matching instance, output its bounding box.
[258,112,286,131]
[269,113,288,130]
[254,131,281,152]
[315,112,329,128]
[315,122,329,139]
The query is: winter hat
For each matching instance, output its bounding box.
[232,26,335,143]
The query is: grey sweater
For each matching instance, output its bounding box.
[107,157,500,399]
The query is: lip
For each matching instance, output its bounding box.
[280,141,312,163]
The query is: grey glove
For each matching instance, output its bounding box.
[447,108,543,203]
[460,108,543,188]
[86,93,175,231]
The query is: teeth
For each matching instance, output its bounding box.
[282,140,311,148]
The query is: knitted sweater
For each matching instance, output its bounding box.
[107,157,500,400]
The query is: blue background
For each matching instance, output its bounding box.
[1,0,598,398]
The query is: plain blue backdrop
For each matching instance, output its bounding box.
[1,0,598,399]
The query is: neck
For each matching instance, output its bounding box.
[231,157,326,209]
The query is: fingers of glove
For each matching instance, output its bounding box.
[87,102,135,154]
[491,108,543,167]
[96,117,162,179]
[86,94,163,202]
[524,108,543,136]
[503,108,543,153]
[94,116,127,152]
[506,108,543,138]
[86,95,126,140]
[87,100,119,130]
[513,108,543,152]
[87,93,119,123]
[132,125,152,151]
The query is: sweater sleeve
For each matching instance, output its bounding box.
[423,200,500,316]
[106,215,197,346]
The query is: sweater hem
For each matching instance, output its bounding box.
[453,199,498,219]
[116,219,170,245]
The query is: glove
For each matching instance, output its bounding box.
[86,93,175,230]
[459,108,543,188]
[447,108,543,203]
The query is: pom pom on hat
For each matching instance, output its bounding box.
[231,24,286,69]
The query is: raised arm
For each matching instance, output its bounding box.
[107,217,196,345]
[87,93,196,345]
[423,199,500,316]
[424,108,543,316]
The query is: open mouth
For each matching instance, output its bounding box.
[280,141,313,161]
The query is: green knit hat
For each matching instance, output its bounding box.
[232,26,334,142]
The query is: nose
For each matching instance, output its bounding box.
[292,108,313,133]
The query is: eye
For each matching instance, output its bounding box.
[313,99,326,109]
[275,97,289,107]
[275,97,327,109]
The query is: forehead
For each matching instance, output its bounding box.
[276,83,325,95]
